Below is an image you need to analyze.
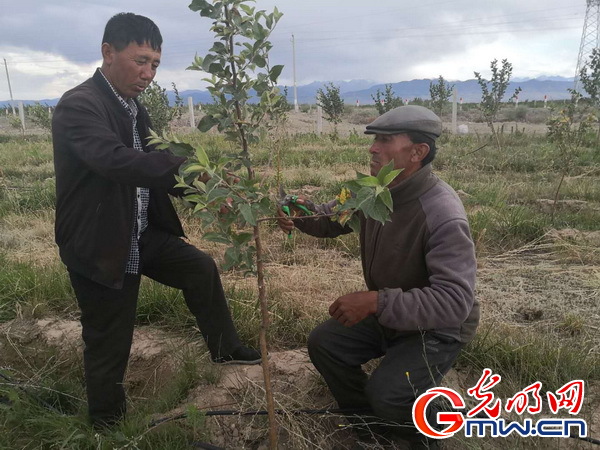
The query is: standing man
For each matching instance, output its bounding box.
[52,13,259,428]
[278,106,479,448]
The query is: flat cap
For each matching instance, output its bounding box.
[365,105,442,139]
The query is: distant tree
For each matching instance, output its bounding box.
[316,82,344,137]
[578,48,600,140]
[474,58,521,149]
[371,84,402,115]
[547,90,596,222]
[429,75,454,118]
[27,102,52,131]
[9,115,24,136]
[139,81,184,134]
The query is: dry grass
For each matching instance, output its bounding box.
[0,211,57,266]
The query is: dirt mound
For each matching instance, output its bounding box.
[0,318,466,448]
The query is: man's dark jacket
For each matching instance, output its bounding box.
[52,69,186,289]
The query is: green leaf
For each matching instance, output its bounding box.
[223,246,241,270]
[201,54,217,72]
[378,188,393,211]
[186,54,204,71]
[253,54,266,68]
[192,180,207,192]
[183,194,203,203]
[170,142,195,157]
[382,169,403,187]
[375,160,394,185]
[189,0,211,12]
[347,214,361,233]
[239,203,257,226]
[239,4,254,15]
[210,42,227,54]
[353,187,376,210]
[195,146,210,167]
[355,176,379,187]
[197,210,215,227]
[197,115,218,132]
[233,232,254,245]
[363,197,390,225]
[183,164,206,174]
[203,232,232,245]
[269,65,284,82]
[207,187,229,203]
[193,202,207,213]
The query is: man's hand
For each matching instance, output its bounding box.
[329,291,378,327]
[277,207,295,233]
[276,196,308,234]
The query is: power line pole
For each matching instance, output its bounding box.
[291,34,299,112]
[3,58,16,116]
[574,0,600,91]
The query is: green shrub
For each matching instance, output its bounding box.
[27,103,52,131]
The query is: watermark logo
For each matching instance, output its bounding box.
[412,368,587,439]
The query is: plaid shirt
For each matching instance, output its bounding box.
[99,70,149,274]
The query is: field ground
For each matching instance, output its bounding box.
[0,107,599,448]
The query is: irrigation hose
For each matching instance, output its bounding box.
[148,407,372,427]
[0,371,65,415]
[2,371,599,446]
[150,406,600,446]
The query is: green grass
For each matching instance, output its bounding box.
[459,321,600,393]
[0,349,210,450]
[0,255,75,321]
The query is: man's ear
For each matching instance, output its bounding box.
[101,43,115,65]
[411,143,430,163]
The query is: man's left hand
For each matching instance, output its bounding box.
[329,291,378,327]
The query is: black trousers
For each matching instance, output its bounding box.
[307,316,463,442]
[68,225,241,425]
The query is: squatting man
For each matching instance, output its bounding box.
[278,105,480,448]
[52,13,260,428]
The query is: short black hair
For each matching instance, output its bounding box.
[102,13,162,52]
[405,131,437,166]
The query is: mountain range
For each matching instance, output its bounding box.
[0,76,578,109]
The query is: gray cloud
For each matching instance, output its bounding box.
[0,0,586,100]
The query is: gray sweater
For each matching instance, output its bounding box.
[295,164,479,343]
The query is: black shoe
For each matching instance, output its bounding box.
[91,416,122,432]
[212,346,261,365]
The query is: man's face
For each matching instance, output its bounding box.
[369,133,425,187]
[101,41,161,99]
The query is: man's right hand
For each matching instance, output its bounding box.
[277,207,295,233]
[277,196,309,234]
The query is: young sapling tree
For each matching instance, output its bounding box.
[578,48,600,141]
[148,1,403,446]
[316,82,344,138]
[372,84,402,115]
[429,75,454,119]
[474,58,521,149]
[546,91,596,222]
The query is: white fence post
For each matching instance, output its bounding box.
[18,101,25,132]
[188,97,195,128]
[451,88,458,134]
[316,105,323,135]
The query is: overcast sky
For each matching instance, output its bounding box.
[0,0,587,101]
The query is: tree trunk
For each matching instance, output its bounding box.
[254,225,278,449]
